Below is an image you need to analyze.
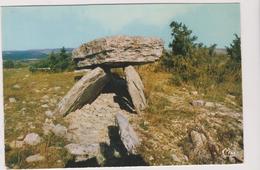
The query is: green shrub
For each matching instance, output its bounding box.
[160,21,242,104]
[29,47,75,73]
[3,60,15,68]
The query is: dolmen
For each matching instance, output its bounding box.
[54,35,164,156]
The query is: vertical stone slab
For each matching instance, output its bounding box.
[124,65,147,113]
[115,113,140,155]
[55,67,110,116]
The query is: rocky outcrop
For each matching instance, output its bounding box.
[124,66,147,113]
[55,67,111,116]
[115,113,140,154]
[64,93,128,163]
[72,35,164,68]
[190,130,207,148]
[64,93,121,146]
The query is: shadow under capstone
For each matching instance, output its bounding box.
[102,73,135,113]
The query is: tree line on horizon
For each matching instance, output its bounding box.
[3,21,241,86]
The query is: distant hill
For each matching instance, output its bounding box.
[3,47,226,61]
[214,48,227,55]
[2,48,73,61]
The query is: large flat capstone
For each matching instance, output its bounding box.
[55,67,110,116]
[72,35,164,68]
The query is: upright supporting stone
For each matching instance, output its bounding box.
[55,67,110,116]
[115,113,140,155]
[124,65,147,113]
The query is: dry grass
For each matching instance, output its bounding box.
[130,63,243,165]
[4,68,79,168]
[3,63,243,168]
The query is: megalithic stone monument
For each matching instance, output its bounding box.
[54,35,164,159]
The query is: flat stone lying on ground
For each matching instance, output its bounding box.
[72,35,164,68]
[64,93,121,146]
[52,124,67,137]
[23,133,41,146]
[13,84,21,89]
[65,143,99,156]
[45,110,54,118]
[26,154,45,163]
[191,100,205,107]
[115,112,140,155]
[9,97,16,103]
[65,143,100,162]
[124,65,147,113]
[55,67,111,116]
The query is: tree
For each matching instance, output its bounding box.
[226,34,241,63]
[169,21,198,56]
[60,46,68,60]
[29,46,75,73]
[208,44,217,56]
[3,60,15,68]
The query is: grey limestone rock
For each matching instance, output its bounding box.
[115,113,140,154]
[72,35,164,68]
[124,65,147,113]
[55,67,111,116]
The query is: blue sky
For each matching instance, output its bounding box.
[2,4,240,51]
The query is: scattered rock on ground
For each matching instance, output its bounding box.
[42,95,49,100]
[52,124,67,137]
[23,133,41,146]
[226,94,236,99]
[191,100,205,107]
[41,104,49,108]
[26,154,45,163]
[45,110,54,118]
[65,143,99,161]
[191,91,198,95]
[205,102,215,108]
[13,84,21,89]
[20,108,26,111]
[171,154,181,162]
[17,135,24,140]
[190,130,207,148]
[9,98,16,103]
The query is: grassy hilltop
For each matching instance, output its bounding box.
[3,21,243,168]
